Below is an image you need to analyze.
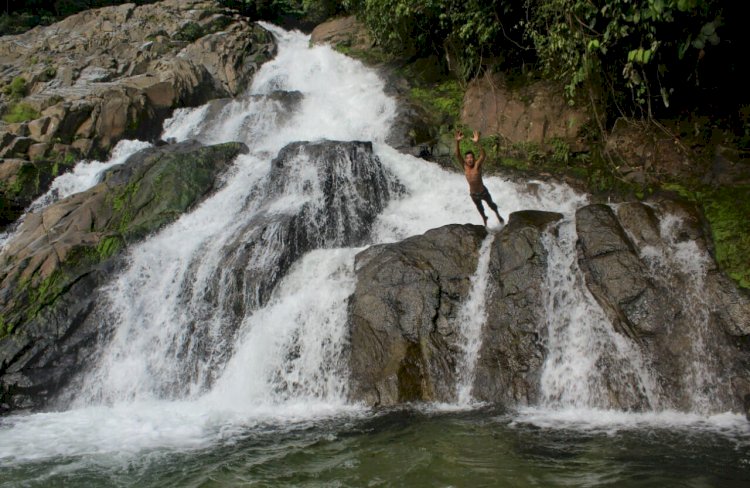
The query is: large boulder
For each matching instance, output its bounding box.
[349,203,750,413]
[0,0,276,228]
[203,140,395,327]
[0,140,247,412]
[348,211,563,407]
[348,224,487,406]
[310,16,373,51]
[576,201,750,412]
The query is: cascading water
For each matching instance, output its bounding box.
[538,219,662,410]
[632,209,723,412]
[75,23,398,405]
[455,231,497,406]
[0,23,747,472]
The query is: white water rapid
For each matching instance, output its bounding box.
[0,23,745,465]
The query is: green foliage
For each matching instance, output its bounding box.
[662,183,750,289]
[174,21,205,42]
[112,180,141,233]
[1,1,158,34]
[219,0,342,24]
[549,138,571,166]
[96,235,125,261]
[344,0,510,81]
[410,80,463,121]
[0,315,11,339]
[2,102,40,123]
[523,0,722,116]
[702,187,750,289]
[3,76,29,100]
[0,12,54,35]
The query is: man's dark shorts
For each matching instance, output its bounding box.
[470,186,493,205]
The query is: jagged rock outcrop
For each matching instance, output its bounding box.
[348,211,563,407]
[0,140,247,412]
[348,224,487,406]
[310,16,373,51]
[208,139,395,323]
[348,203,749,413]
[576,201,750,412]
[0,0,276,228]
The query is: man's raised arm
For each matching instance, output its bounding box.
[455,130,464,166]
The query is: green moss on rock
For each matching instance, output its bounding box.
[0,141,247,339]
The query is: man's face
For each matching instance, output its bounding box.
[464,153,475,165]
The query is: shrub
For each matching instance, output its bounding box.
[2,102,40,123]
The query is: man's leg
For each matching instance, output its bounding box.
[471,195,488,226]
[483,190,505,224]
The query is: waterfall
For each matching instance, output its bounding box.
[539,219,662,410]
[75,23,397,404]
[1,22,743,465]
[455,231,497,405]
[633,209,723,412]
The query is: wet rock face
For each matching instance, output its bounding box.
[474,211,564,406]
[348,203,749,413]
[576,204,675,339]
[348,211,563,407]
[0,141,247,412]
[348,224,488,406]
[576,201,750,412]
[196,140,396,343]
[0,0,276,228]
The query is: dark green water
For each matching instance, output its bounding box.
[2,406,748,487]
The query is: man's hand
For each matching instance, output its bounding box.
[472,130,480,143]
[455,130,464,141]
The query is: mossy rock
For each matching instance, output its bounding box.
[0,140,248,339]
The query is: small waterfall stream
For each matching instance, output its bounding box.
[0,23,746,468]
[455,231,497,406]
[539,219,662,410]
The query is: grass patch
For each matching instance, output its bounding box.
[2,102,40,123]
[174,21,205,42]
[703,187,750,289]
[2,76,27,99]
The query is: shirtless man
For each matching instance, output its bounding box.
[456,129,504,226]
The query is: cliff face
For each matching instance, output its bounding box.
[347,204,750,413]
[0,0,276,228]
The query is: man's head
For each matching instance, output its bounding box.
[464,150,475,166]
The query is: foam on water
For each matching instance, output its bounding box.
[513,406,750,439]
